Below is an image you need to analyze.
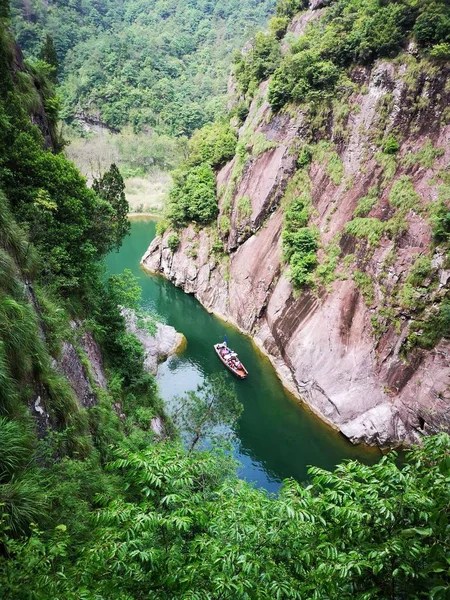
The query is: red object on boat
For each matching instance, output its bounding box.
[214,343,248,379]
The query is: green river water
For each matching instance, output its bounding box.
[106,219,378,492]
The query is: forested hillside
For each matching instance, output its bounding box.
[11,0,275,135]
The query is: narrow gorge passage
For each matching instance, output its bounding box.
[106,219,378,491]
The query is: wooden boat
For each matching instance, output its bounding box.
[214,343,248,379]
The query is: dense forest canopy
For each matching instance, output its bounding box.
[11,0,275,135]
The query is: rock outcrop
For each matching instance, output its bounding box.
[142,6,450,448]
[122,309,186,375]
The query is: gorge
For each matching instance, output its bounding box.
[1,0,450,597]
[143,0,450,448]
[108,219,377,491]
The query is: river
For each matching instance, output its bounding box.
[106,219,377,492]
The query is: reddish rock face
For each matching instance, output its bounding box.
[142,28,450,447]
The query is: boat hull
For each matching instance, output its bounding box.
[214,344,248,379]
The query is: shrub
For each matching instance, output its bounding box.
[269,16,290,40]
[345,218,385,246]
[383,135,400,154]
[283,227,318,262]
[167,233,180,252]
[429,42,450,60]
[284,196,309,232]
[188,123,237,169]
[290,251,318,287]
[155,219,169,237]
[297,146,312,168]
[283,227,318,289]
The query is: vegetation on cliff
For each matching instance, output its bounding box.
[234,0,450,111]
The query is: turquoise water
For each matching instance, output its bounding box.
[106,219,378,492]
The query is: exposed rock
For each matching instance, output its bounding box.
[122,308,186,375]
[150,416,165,438]
[80,331,107,390]
[59,341,97,409]
[309,0,331,9]
[142,36,450,448]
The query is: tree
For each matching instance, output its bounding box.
[39,34,58,83]
[173,374,243,451]
[92,164,130,251]
[0,0,9,21]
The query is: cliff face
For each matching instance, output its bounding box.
[143,4,450,447]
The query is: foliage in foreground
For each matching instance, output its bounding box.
[0,433,449,599]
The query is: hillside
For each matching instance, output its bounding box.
[11,0,275,136]
[143,0,450,447]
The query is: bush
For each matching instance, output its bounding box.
[284,196,309,232]
[167,233,180,252]
[188,123,237,169]
[383,135,400,155]
[297,146,312,168]
[283,227,318,288]
[269,16,290,40]
[429,42,450,60]
[345,218,385,246]
[290,251,318,287]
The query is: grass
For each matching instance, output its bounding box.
[402,140,445,169]
[354,187,379,218]
[219,215,231,235]
[375,152,398,184]
[345,218,385,246]
[315,242,341,286]
[311,141,344,186]
[237,196,252,222]
[353,270,375,306]
[251,132,277,157]
[389,176,421,213]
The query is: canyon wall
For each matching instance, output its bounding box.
[142,4,450,447]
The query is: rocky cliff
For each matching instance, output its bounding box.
[142,2,450,447]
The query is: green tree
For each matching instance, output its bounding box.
[173,374,243,451]
[39,34,58,83]
[92,163,130,252]
[168,163,218,226]
[0,0,9,21]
